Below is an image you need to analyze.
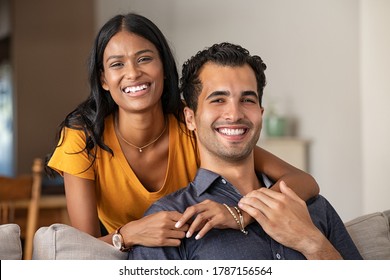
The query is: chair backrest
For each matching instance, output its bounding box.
[0,158,43,260]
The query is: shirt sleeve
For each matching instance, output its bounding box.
[309,195,363,260]
[47,127,96,180]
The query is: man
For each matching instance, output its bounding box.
[129,42,362,260]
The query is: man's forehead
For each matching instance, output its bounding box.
[198,63,257,93]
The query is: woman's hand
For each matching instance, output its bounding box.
[121,211,189,247]
[175,199,240,240]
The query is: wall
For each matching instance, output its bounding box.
[360,0,390,214]
[95,0,390,222]
[11,0,95,174]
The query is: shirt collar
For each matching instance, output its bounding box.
[192,168,223,196]
[192,168,271,197]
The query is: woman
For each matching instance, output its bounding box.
[46,13,319,250]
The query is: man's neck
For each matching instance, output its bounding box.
[200,154,261,195]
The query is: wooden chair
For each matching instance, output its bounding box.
[0,158,43,260]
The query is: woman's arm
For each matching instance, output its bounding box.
[63,173,188,248]
[253,146,319,201]
[63,173,102,236]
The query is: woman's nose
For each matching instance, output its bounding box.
[125,62,141,80]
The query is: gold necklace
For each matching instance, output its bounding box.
[115,118,167,153]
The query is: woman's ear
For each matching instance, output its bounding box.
[100,71,109,91]
[184,107,196,131]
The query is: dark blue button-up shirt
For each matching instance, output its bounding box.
[129,168,362,260]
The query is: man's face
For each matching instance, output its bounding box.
[184,62,264,162]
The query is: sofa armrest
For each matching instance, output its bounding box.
[345,211,390,260]
[32,223,128,260]
[0,224,22,260]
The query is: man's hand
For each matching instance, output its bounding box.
[238,181,342,259]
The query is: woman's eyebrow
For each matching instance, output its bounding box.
[105,49,155,63]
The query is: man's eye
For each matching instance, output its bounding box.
[210,99,224,103]
[242,98,256,103]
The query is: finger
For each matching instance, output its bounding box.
[279,180,301,202]
[238,201,267,225]
[175,206,199,228]
[165,211,187,223]
[242,189,278,211]
[186,211,211,238]
[239,196,268,215]
[194,221,214,240]
[176,201,212,228]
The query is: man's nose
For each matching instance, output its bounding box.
[223,102,244,121]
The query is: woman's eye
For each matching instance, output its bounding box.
[110,62,123,68]
[138,56,153,63]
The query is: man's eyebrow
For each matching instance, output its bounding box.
[205,91,229,100]
[242,91,259,99]
[105,49,155,63]
[205,90,259,100]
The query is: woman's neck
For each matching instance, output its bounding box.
[115,108,166,148]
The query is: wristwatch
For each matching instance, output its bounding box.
[112,226,131,252]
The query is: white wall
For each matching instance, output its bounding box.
[360,0,390,215]
[96,0,390,221]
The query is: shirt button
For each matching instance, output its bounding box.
[221,179,227,184]
[276,253,281,260]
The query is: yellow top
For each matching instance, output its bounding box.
[48,114,198,233]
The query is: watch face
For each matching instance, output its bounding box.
[112,233,123,249]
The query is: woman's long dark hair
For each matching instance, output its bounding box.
[45,13,183,175]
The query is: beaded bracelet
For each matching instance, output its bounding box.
[234,206,248,235]
[223,203,248,235]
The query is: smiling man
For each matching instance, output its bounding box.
[128,42,362,260]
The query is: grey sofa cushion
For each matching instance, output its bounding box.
[0,224,22,260]
[32,223,128,260]
[345,211,390,260]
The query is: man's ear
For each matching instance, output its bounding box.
[184,107,196,131]
[100,71,109,91]
[260,107,265,130]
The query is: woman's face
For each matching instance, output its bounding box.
[100,31,164,114]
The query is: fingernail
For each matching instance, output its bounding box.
[195,234,201,240]
[186,231,192,238]
[175,221,182,228]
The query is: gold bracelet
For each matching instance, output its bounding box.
[223,203,247,234]
[234,206,248,235]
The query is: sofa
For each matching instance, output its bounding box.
[1,210,389,260]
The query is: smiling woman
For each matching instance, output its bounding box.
[44,12,319,253]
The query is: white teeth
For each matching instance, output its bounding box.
[124,84,148,93]
[219,128,245,136]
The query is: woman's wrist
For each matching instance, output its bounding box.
[240,209,253,228]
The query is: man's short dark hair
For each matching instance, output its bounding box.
[180,42,267,112]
